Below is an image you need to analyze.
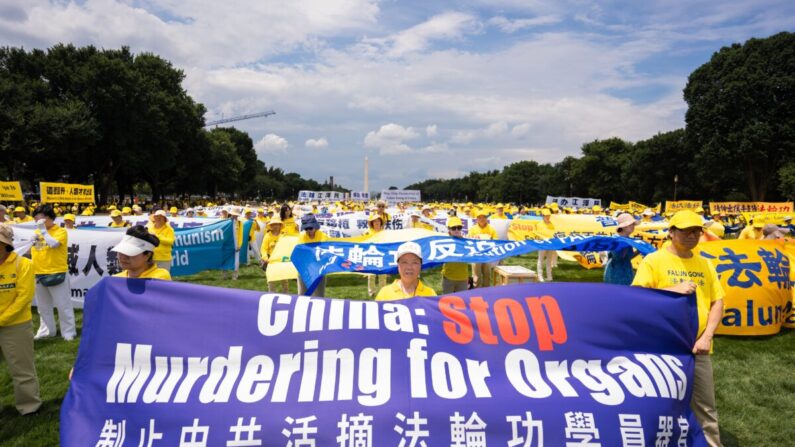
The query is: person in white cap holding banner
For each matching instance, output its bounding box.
[0,223,42,415]
[112,226,171,280]
[376,241,436,301]
[146,210,175,272]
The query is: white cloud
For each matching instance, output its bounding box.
[255,133,289,155]
[426,124,438,137]
[305,137,329,148]
[364,123,419,155]
[363,11,481,57]
[511,123,531,138]
[488,15,561,33]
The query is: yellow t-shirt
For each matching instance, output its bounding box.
[442,262,469,281]
[376,279,437,301]
[738,226,763,240]
[632,248,724,341]
[468,223,498,240]
[146,222,175,262]
[31,225,68,274]
[13,215,34,224]
[411,221,434,231]
[297,230,328,244]
[281,216,299,236]
[109,221,131,228]
[0,253,35,326]
[260,232,281,261]
[114,263,172,280]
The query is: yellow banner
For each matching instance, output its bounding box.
[740,212,792,226]
[698,239,794,336]
[710,201,793,214]
[628,201,660,214]
[508,215,668,241]
[0,181,23,201]
[39,182,95,204]
[610,202,630,211]
[665,200,702,213]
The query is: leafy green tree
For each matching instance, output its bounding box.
[684,32,795,200]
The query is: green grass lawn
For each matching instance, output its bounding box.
[1,254,792,446]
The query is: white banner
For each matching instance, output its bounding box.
[545,195,602,208]
[297,190,346,201]
[379,189,421,204]
[349,191,370,201]
[57,215,223,229]
[314,211,511,240]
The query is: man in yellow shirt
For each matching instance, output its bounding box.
[468,209,498,288]
[377,241,436,301]
[442,217,470,293]
[108,210,131,228]
[0,223,41,415]
[632,210,724,447]
[297,214,328,296]
[13,206,33,224]
[31,205,75,340]
[146,210,175,272]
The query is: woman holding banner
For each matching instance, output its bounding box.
[296,214,328,296]
[280,204,299,236]
[111,226,171,280]
[603,213,638,285]
[146,210,175,272]
[31,205,75,341]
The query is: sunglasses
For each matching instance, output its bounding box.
[449,226,463,231]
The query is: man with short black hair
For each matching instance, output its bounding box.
[632,210,724,447]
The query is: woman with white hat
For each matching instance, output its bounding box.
[111,226,171,280]
[376,241,436,301]
[603,213,639,285]
[146,210,175,272]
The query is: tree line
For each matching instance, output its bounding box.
[408,32,795,204]
[0,44,342,204]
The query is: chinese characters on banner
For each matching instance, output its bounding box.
[297,191,352,201]
[0,181,23,201]
[545,196,602,209]
[39,181,95,203]
[665,201,703,213]
[699,239,795,336]
[709,202,794,214]
[62,279,707,446]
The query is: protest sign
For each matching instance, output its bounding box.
[39,182,95,203]
[297,191,347,201]
[380,189,421,204]
[57,215,222,229]
[709,202,793,214]
[13,220,235,307]
[545,196,602,208]
[665,201,703,213]
[62,278,705,446]
[699,239,795,336]
[0,181,23,201]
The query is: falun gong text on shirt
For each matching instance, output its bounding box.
[62,278,707,446]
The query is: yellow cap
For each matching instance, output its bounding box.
[64,213,76,222]
[122,206,132,213]
[668,210,704,229]
[447,216,463,227]
[541,208,552,216]
[13,206,25,212]
[475,208,488,217]
[110,210,122,217]
[170,207,178,214]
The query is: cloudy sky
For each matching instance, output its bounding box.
[1,1,793,192]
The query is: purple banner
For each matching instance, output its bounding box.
[62,278,706,446]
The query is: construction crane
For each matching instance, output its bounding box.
[204,110,276,127]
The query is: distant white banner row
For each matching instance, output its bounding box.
[297,191,370,201]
